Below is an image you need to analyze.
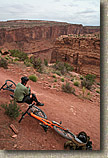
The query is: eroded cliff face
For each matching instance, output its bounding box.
[0,20,100,79]
[0,20,100,53]
[51,34,100,79]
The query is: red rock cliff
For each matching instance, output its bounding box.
[0,20,100,52]
[51,34,100,79]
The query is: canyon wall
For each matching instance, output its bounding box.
[0,20,99,53]
[51,34,100,79]
[0,20,100,79]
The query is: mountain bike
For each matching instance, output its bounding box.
[0,79,16,93]
[19,103,88,147]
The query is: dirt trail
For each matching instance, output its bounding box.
[0,65,100,150]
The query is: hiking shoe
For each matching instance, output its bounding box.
[36,102,44,106]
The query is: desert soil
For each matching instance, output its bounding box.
[0,63,100,150]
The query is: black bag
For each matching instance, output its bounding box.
[64,131,92,150]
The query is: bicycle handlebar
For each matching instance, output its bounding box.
[19,103,35,123]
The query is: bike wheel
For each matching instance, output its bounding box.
[5,80,16,92]
[53,126,75,140]
[31,105,47,119]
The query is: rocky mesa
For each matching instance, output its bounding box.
[0,20,99,51]
[0,20,100,79]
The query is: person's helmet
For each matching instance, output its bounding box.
[21,76,29,84]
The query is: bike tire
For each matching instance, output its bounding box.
[5,80,16,92]
[31,105,47,119]
[5,79,16,86]
[53,125,75,140]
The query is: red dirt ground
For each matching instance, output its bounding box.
[0,63,100,150]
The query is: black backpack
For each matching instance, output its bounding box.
[64,131,92,150]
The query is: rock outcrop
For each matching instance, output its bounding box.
[51,34,100,79]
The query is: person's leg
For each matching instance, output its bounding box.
[22,95,33,104]
[32,93,44,106]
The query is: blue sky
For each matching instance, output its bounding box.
[0,0,100,26]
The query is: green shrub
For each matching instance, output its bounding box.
[54,79,57,82]
[71,78,74,82]
[30,56,34,63]
[24,59,32,67]
[52,75,56,78]
[61,78,64,82]
[87,92,90,95]
[0,57,8,69]
[74,81,79,87]
[85,74,96,83]
[53,61,67,75]
[31,57,43,73]
[82,86,86,97]
[81,74,96,90]
[62,82,75,94]
[44,59,48,66]
[29,75,37,82]
[14,58,19,62]
[55,70,61,76]
[97,82,100,86]
[1,100,21,119]
[5,56,9,60]
[80,76,83,80]
[9,49,28,61]
[53,61,74,75]
[96,90,100,94]
[64,62,74,72]
[81,78,93,90]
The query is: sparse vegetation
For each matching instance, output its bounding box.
[82,86,86,97]
[85,74,96,83]
[29,75,38,82]
[44,59,48,66]
[31,57,43,73]
[1,100,21,119]
[80,76,83,80]
[9,49,28,61]
[0,47,100,104]
[81,78,92,90]
[81,74,96,90]
[71,78,74,82]
[54,79,57,82]
[53,61,74,75]
[64,62,74,72]
[14,58,19,62]
[24,59,32,67]
[5,56,9,60]
[62,82,75,94]
[55,70,61,76]
[74,81,79,87]
[61,78,64,82]
[0,57,8,69]
[97,82,100,86]
[96,90,100,94]
[52,75,56,78]
[87,92,90,96]
[79,87,92,100]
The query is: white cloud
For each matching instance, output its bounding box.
[0,0,100,26]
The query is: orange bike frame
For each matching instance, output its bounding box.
[30,112,67,130]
